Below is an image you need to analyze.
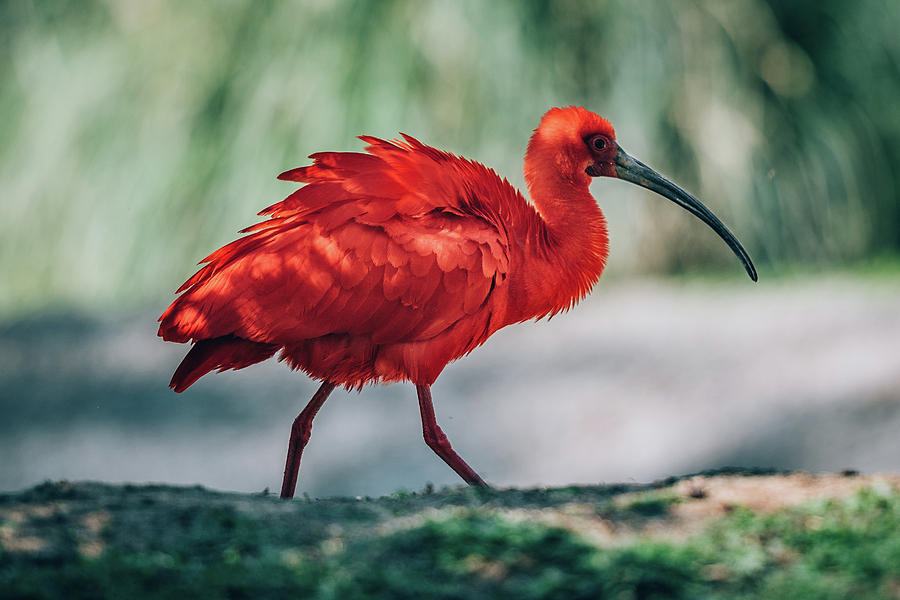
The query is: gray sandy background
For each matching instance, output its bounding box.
[3,274,897,498]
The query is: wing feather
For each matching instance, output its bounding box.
[160,134,519,371]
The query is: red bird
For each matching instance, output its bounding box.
[159,106,756,498]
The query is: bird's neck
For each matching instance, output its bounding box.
[510,170,609,321]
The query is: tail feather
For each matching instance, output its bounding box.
[170,335,279,393]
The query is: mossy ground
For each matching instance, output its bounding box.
[2,471,899,599]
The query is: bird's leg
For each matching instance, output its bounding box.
[280,381,336,499]
[416,384,488,487]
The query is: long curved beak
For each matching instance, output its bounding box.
[614,146,758,282]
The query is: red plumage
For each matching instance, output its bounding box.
[159,113,610,391]
[159,106,753,496]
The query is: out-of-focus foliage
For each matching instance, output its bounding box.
[1,0,897,316]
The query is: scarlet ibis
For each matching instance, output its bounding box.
[159,106,756,498]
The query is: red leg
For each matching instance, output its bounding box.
[416,384,488,487]
[280,381,335,499]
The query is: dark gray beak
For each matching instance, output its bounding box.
[614,146,757,281]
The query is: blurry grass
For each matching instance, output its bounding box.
[2,483,899,599]
[619,492,683,518]
[821,254,900,282]
[1,0,899,318]
[660,252,900,286]
[328,513,704,600]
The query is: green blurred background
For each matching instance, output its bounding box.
[1,0,899,497]
[2,0,898,316]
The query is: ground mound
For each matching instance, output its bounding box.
[2,469,899,599]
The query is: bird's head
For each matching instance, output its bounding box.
[527,106,757,281]
[527,106,619,181]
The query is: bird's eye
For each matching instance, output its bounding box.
[590,136,607,151]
